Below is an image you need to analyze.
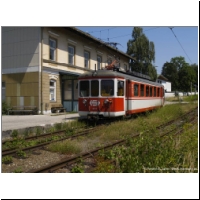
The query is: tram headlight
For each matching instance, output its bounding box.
[104,99,112,105]
[104,99,109,104]
[83,99,87,105]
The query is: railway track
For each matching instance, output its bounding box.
[28,107,198,173]
[2,106,198,173]
[3,106,197,157]
[156,106,198,129]
[2,126,101,157]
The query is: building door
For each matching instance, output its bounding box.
[62,78,78,112]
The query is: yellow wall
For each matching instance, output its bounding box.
[42,27,130,72]
[2,72,39,108]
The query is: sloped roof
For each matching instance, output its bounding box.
[157,74,169,81]
[64,27,136,61]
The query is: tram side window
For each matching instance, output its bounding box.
[134,84,139,96]
[80,81,89,97]
[117,81,124,96]
[146,85,149,97]
[154,87,156,97]
[101,80,114,96]
[140,84,144,96]
[150,86,152,97]
[162,88,164,97]
[91,80,99,96]
[157,88,160,97]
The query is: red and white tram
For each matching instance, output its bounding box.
[78,67,165,120]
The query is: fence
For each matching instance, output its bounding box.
[165,92,198,98]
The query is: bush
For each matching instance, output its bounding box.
[2,156,13,164]
[2,101,10,115]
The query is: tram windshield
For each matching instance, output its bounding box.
[91,80,99,96]
[79,80,89,97]
[79,80,114,97]
[117,80,124,96]
[101,80,114,96]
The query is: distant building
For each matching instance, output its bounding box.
[2,27,134,114]
[157,74,171,92]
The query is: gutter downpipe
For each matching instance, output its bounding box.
[40,27,44,114]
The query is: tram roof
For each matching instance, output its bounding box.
[78,69,163,87]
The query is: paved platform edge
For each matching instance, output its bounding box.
[2,121,70,141]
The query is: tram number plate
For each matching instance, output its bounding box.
[90,100,100,106]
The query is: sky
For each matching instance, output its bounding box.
[76,26,198,75]
[0,0,199,199]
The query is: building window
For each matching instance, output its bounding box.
[49,38,56,61]
[84,51,90,68]
[97,55,102,70]
[50,79,56,101]
[68,45,75,65]
[2,81,6,101]
[64,80,72,100]
[107,57,112,65]
[124,64,127,71]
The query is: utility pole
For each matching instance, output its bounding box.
[191,82,192,94]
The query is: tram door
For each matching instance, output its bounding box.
[117,80,125,114]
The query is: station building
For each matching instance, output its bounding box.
[157,74,171,92]
[2,27,134,114]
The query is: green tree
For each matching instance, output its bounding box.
[178,65,196,92]
[170,56,188,70]
[161,62,179,91]
[127,27,155,79]
[147,64,157,81]
[161,56,197,92]
[190,63,198,91]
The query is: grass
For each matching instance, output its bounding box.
[46,102,198,173]
[92,121,198,173]
[2,156,13,164]
[47,140,81,154]
[93,103,198,173]
[183,94,198,102]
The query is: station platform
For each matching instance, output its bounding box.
[1,112,81,140]
[1,101,190,140]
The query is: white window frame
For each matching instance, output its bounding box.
[84,51,90,68]
[97,55,102,70]
[49,38,56,61]
[50,79,56,101]
[68,45,75,65]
